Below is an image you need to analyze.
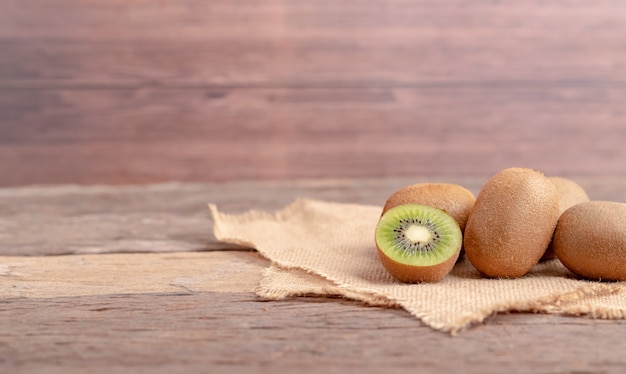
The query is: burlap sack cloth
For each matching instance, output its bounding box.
[210,199,626,333]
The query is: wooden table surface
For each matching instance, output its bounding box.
[2,1,626,372]
[1,177,626,373]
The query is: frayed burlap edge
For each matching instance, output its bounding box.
[254,265,400,308]
[254,264,626,334]
[444,282,625,334]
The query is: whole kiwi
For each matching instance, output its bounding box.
[550,177,591,212]
[541,176,590,261]
[464,168,560,278]
[382,183,476,232]
[553,201,626,281]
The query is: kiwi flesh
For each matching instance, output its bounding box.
[375,204,462,283]
[541,177,590,261]
[553,201,626,281]
[382,183,476,232]
[463,168,560,278]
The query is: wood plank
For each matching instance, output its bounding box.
[1,289,626,373]
[0,251,268,298]
[1,87,625,185]
[0,178,479,255]
[2,1,626,86]
[1,250,626,372]
[2,177,625,256]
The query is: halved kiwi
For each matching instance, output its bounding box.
[375,204,462,283]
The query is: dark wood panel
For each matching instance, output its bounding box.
[2,1,626,185]
[1,291,625,373]
[1,0,626,85]
[1,87,625,185]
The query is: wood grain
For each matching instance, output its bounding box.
[1,250,626,373]
[0,251,268,298]
[2,1,626,185]
[2,0,626,85]
[1,87,626,186]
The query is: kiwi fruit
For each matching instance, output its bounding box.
[382,183,476,232]
[550,177,591,212]
[464,168,560,278]
[553,201,626,281]
[541,177,590,260]
[375,204,462,283]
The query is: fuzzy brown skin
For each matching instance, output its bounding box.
[376,245,461,283]
[553,201,626,281]
[542,177,590,260]
[382,183,476,232]
[464,168,560,278]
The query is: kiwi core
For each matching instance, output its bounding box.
[405,225,432,243]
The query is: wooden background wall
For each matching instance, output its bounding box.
[1,1,626,187]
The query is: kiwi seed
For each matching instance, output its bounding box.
[382,183,476,232]
[541,176,590,261]
[463,167,560,278]
[375,204,462,283]
[553,201,626,281]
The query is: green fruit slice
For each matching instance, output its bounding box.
[375,204,462,282]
